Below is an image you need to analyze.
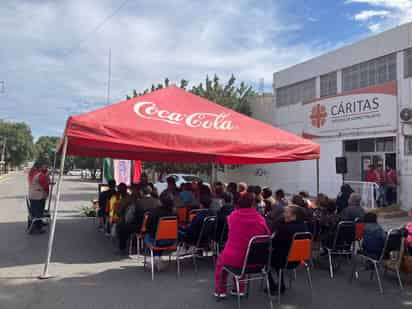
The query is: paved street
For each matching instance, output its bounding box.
[0,172,412,309]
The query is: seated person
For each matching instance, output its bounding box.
[341,193,365,222]
[214,192,270,298]
[407,221,412,255]
[116,184,145,254]
[215,192,234,242]
[266,189,287,230]
[179,195,216,245]
[144,192,176,252]
[319,200,340,250]
[106,183,128,235]
[138,185,161,212]
[98,179,116,230]
[268,205,308,294]
[362,212,386,260]
[179,182,194,207]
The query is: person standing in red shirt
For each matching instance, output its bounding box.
[365,165,378,183]
[28,164,50,233]
[386,165,397,205]
[376,164,387,207]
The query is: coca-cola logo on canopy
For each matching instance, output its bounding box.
[134,101,235,130]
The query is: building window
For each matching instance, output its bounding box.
[405,136,412,155]
[276,78,316,107]
[342,53,396,92]
[320,72,337,97]
[405,48,412,78]
[359,139,375,152]
[344,140,358,152]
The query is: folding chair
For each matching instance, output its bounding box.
[188,209,203,222]
[177,207,189,225]
[351,228,404,293]
[129,212,150,256]
[177,216,217,275]
[143,216,178,280]
[26,197,49,234]
[221,234,274,309]
[325,221,355,278]
[354,222,365,252]
[277,232,313,304]
[215,218,228,257]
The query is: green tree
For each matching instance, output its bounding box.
[0,120,34,168]
[34,136,60,165]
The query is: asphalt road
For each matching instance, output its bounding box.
[0,172,411,309]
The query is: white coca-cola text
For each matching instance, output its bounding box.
[134,101,235,130]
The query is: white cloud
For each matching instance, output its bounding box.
[347,0,412,33]
[0,0,327,138]
[354,10,390,21]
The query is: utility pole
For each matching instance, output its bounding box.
[0,137,6,174]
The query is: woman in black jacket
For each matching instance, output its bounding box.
[267,205,308,294]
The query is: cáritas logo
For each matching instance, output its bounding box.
[310,104,327,128]
[134,101,235,130]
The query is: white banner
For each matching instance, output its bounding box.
[113,159,131,186]
[303,85,397,137]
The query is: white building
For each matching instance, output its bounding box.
[222,22,412,209]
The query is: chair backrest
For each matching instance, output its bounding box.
[219,218,229,245]
[196,216,217,248]
[379,228,404,262]
[240,234,273,275]
[189,209,203,222]
[332,221,355,250]
[355,223,365,241]
[286,232,313,264]
[155,216,178,243]
[177,207,188,224]
[140,212,150,234]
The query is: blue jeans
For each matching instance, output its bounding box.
[144,234,175,256]
[377,186,387,207]
[29,199,46,230]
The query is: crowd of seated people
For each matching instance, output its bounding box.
[96,176,411,298]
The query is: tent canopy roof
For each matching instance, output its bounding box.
[60,86,319,164]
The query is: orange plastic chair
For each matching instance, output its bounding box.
[177,207,188,225]
[277,232,313,304]
[355,223,365,241]
[143,216,178,280]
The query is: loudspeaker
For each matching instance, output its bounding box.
[335,157,347,174]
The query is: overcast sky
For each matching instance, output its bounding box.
[1,0,411,138]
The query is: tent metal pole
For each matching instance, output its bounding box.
[316,158,320,197]
[46,150,57,212]
[39,137,68,279]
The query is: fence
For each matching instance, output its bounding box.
[344,180,379,209]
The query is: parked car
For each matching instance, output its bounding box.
[67,169,82,176]
[154,174,208,194]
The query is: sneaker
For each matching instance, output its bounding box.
[105,232,111,237]
[230,290,246,297]
[213,292,227,299]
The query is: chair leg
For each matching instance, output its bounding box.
[235,277,241,309]
[328,251,334,279]
[176,248,181,277]
[396,268,404,290]
[349,256,358,283]
[265,274,274,309]
[192,253,198,273]
[306,264,313,291]
[293,269,297,280]
[128,235,133,256]
[374,263,383,293]
[151,249,155,281]
[278,269,282,305]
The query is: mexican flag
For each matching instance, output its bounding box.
[102,158,113,183]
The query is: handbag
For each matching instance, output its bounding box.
[401,246,412,273]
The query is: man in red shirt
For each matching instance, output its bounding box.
[386,165,397,205]
[365,165,378,183]
[28,164,50,233]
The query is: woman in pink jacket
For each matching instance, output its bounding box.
[214,192,271,298]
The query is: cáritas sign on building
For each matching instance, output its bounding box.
[303,81,397,136]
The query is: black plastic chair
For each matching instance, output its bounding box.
[325,221,355,278]
[176,216,217,275]
[221,234,274,309]
[351,228,404,293]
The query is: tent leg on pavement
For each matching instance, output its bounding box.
[39,137,68,279]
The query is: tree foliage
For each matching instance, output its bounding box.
[0,120,34,167]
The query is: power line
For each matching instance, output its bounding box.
[65,0,131,56]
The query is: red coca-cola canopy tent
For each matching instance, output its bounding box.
[60,85,319,164]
